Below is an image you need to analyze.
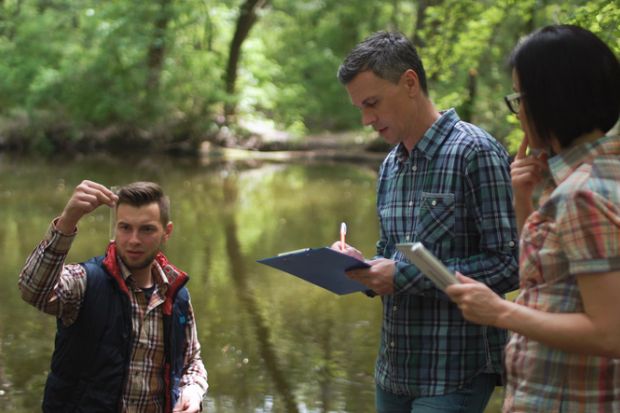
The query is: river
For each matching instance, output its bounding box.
[0,153,502,412]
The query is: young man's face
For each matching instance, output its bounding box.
[114,202,171,272]
[345,70,416,146]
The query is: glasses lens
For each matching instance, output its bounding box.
[513,96,521,113]
[504,93,520,115]
[510,98,518,114]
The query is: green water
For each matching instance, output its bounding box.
[0,153,503,412]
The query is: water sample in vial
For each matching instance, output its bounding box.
[109,186,119,241]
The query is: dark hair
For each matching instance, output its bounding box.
[116,181,170,226]
[510,25,620,148]
[337,31,428,95]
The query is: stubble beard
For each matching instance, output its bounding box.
[119,249,160,272]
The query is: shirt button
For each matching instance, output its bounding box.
[392,305,397,312]
[405,235,410,241]
[411,165,417,171]
[408,201,413,207]
[509,240,516,248]
[431,200,437,206]
[390,341,395,347]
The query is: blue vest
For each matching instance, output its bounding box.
[42,253,190,413]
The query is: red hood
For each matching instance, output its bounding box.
[102,241,188,306]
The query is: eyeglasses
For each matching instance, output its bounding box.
[504,92,523,115]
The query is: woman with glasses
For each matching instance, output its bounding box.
[446,24,620,412]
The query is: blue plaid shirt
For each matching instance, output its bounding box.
[374,109,519,397]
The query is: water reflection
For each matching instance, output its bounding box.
[221,175,298,413]
[0,154,502,412]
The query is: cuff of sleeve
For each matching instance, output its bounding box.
[181,383,207,408]
[570,257,620,275]
[185,381,208,398]
[48,218,77,252]
[394,261,410,293]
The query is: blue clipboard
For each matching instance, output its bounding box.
[257,247,370,295]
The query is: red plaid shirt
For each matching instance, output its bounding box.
[19,221,208,412]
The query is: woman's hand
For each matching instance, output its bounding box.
[445,273,509,327]
[510,136,549,235]
[510,135,549,202]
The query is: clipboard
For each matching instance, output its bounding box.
[396,242,459,291]
[257,247,370,295]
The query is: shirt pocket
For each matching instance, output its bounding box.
[415,192,455,245]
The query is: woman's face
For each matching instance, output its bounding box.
[512,69,542,150]
[513,69,565,155]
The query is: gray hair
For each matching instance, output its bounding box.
[337,31,428,94]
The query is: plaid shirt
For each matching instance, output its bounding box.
[504,134,620,412]
[18,222,208,412]
[374,109,519,397]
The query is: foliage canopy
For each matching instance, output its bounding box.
[0,0,617,154]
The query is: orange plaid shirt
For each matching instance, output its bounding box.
[504,134,620,412]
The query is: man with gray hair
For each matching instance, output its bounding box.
[333,32,519,412]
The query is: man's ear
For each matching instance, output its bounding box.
[164,222,173,241]
[402,69,421,97]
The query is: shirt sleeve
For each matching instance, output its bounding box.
[559,190,620,275]
[179,298,208,397]
[394,147,520,297]
[374,161,389,259]
[18,220,87,326]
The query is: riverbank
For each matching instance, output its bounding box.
[203,119,388,164]
[0,115,389,163]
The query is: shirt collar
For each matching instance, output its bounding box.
[118,255,170,292]
[395,108,459,163]
[548,133,620,186]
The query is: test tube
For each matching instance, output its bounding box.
[109,186,118,241]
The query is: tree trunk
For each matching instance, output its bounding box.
[461,68,477,122]
[412,0,440,48]
[224,0,268,120]
[205,7,214,51]
[36,0,52,14]
[389,0,400,31]
[146,0,171,94]
[460,4,506,124]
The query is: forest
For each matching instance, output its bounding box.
[0,0,618,155]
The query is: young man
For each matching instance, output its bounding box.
[334,32,519,412]
[19,180,207,413]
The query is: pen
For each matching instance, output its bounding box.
[340,222,347,252]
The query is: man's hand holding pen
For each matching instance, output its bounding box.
[332,222,365,260]
[331,222,395,296]
[333,241,365,261]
